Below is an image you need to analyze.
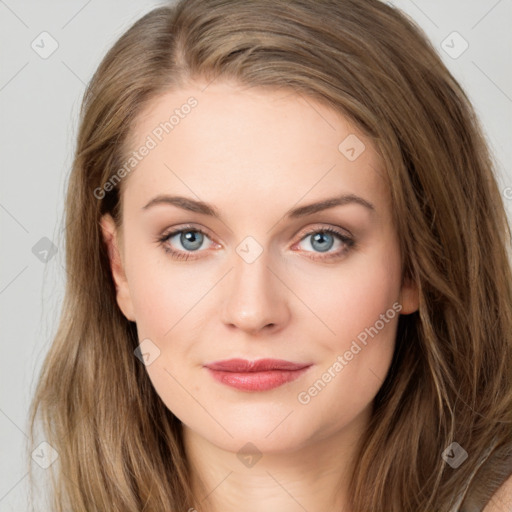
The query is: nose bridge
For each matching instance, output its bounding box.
[221,241,288,333]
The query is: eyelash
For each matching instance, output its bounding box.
[156,224,355,262]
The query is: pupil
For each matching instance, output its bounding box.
[182,231,202,250]
[312,232,333,252]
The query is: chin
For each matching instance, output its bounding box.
[186,405,317,454]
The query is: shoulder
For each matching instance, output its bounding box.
[482,473,512,512]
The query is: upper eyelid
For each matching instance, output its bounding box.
[162,222,351,236]
[298,224,352,239]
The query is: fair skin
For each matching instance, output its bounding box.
[101,79,419,511]
[484,476,512,512]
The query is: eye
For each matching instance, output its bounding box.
[157,225,217,261]
[294,226,355,261]
[157,224,355,262]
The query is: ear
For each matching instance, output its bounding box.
[100,214,136,322]
[398,276,419,315]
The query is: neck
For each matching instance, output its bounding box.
[182,405,371,512]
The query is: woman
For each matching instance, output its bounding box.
[29,0,512,510]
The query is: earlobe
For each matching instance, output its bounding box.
[399,277,420,315]
[99,214,136,322]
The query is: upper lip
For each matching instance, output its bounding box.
[204,358,311,372]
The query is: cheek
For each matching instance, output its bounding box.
[124,243,205,340]
[291,240,401,408]
[123,250,205,419]
[293,244,402,349]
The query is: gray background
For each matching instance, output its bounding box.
[0,0,511,509]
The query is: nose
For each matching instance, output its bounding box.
[220,248,290,336]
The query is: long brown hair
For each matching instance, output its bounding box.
[29,0,512,510]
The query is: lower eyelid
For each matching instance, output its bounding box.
[295,233,352,255]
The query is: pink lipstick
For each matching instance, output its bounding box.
[204,358,312,391]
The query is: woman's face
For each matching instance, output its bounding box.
[101,80,418,454]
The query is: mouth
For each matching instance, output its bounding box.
[203,358,313,392]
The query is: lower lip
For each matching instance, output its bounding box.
[206,367,311,391]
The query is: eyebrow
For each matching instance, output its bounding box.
[141,193,375,219]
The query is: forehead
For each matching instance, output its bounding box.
[120,80,389,216]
